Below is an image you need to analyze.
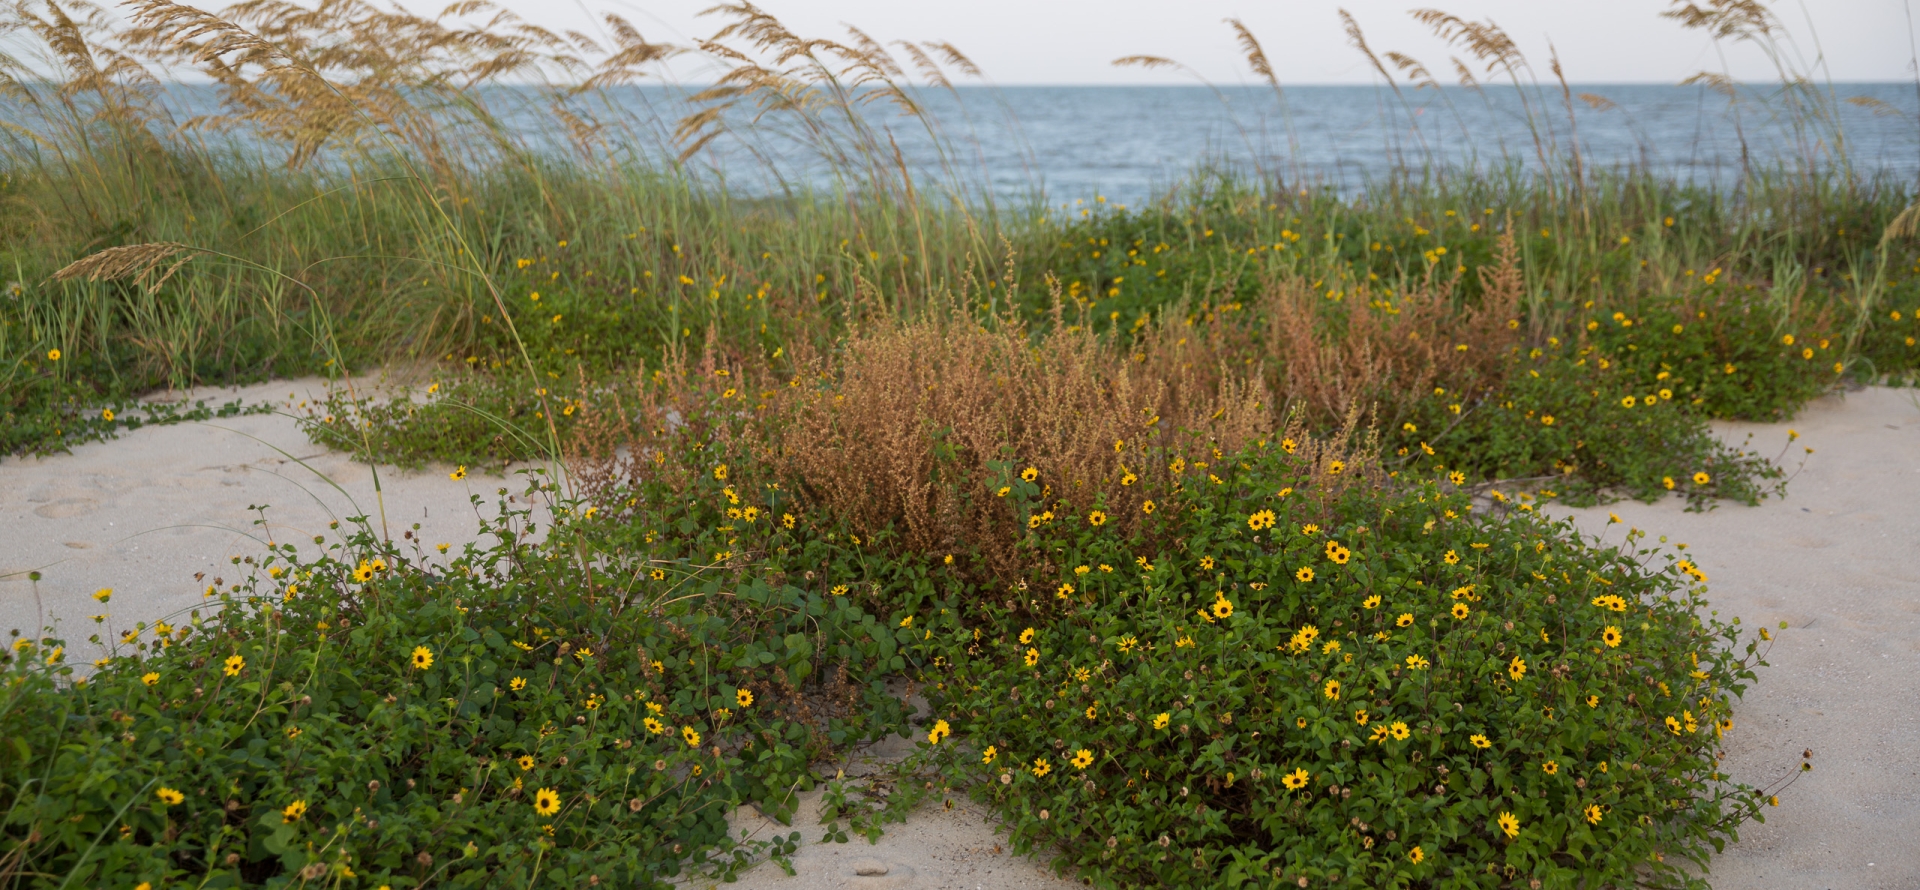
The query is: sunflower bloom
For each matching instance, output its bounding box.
[1497,811,1520,838]
[410,646,434,670]
[534,788,560,816]
[1281,768,1310,790]
[156,787,184,806]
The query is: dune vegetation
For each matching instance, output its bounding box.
[0,0,1901,886]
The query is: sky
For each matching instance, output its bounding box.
[489,0,1918,85]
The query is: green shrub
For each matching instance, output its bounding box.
[0,463,927,888]
[1396,339,1790,508]
[913,439,1781,888]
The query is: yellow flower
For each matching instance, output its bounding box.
[1141,500,1155,514]
[1031,757,1051,777]
[156,787,184,806]
[1019,627,1035,644]
[1362,594,1380,609]
[141,672,160,687]
[1497,811,1520,838]
[1020,466,1038,482]
[1088,510,1107,526]
[1388,721,1410,740]
[93,588,112,603]
[223,654,245,677]
[1585,804,1605,824]
[411,646,434,670]
[1447,470,1466,486]
[1469,733,1491,749]
[1281,768,1310,790]
[1396,613,1414,628]
[1508,656,1527,680]
[1442,549,1459,565]
[1296,566,1314,583]
[1542,761,1559,775]
[1324,541,1351,564]
[47,348,60,361]
[1024,647,1039,667]
[352,563,374,583]
[1323,679,1340,701]
[510,676,527,691]
[282,800,308,823]
[1692,471,1711,485]
[1071,748,1094,769]
[713,463,728,481]
[928,719,951,744]
[534,787,560,816]
[682,726,702,747]
[1405,654,1430,670]
[1327,459,1345,476]
[1211,595,1233,619]
[1409,845,1424,863]
[1602,626,1623,648]
[982,746,997,764]
[450,465,467,481]
[644,717,664,735]
[1152,712,1170,730]
[737,688,754,707]
[1451,603,1470,620]
[1247,509,1276,531]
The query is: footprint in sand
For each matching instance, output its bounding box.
[33,498,99,519]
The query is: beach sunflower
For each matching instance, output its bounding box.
[1152,712,1170,730]
[1497,812,1520,838]
[1281,768,1310,790]
[1508,656,1527,680]
[1031,757,1051,777]
[682,726,701,748]
[450,465,467,481]
[222,654,245,677]
[518,755,535,771]
[927,719,951,745]
[534,788,560,816]
[1469,733,1491,749]
[1602,626,1623,648]
[1585,804,1605,824]
[156,787,184,806]
[1396,613,1414,628]
[410,646,434,670]
[282,800,307,823]
[1323,679,1340,701]
[1071,749,1094,769]
[1451,603,1470,620]
[737,688,754,707]
[141,672,159,687]
[1295,566,1314,583]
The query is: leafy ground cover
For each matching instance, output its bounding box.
[4,321,1806,889]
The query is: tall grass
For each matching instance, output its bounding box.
[1,0,1916,461]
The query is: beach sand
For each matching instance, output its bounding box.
[4,381,1915,890]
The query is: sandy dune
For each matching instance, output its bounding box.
[4,381,1915,890]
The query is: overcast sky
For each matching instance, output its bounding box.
[488,0,1915,85]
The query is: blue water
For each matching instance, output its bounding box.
[507,82,1920,203]
[10,83,1918,204]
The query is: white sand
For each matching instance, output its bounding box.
[4,380,1915,889]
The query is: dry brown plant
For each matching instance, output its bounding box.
[1142,230,1525,437]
